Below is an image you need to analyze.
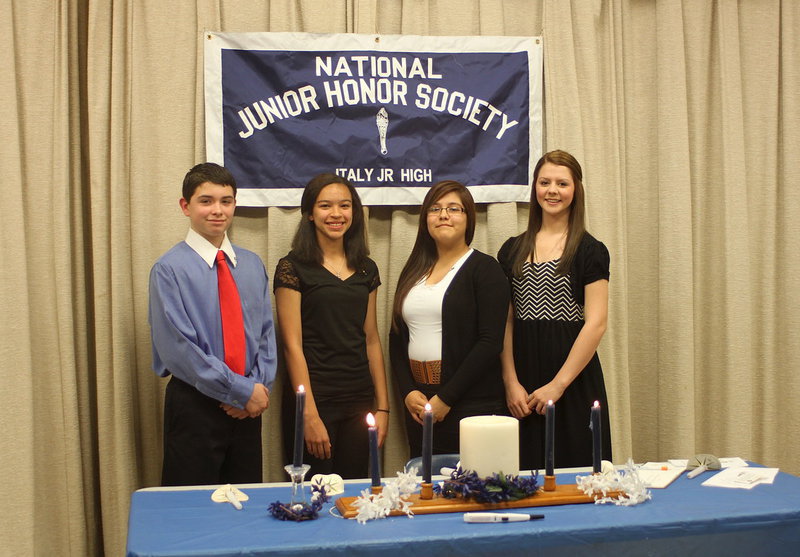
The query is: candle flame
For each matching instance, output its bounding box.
[547,400,554,406]
[366,412,376,427]
[593,400,600,408]
[424,403,432,412]
[298,384,305,393]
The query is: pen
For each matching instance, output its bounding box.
[687,465,708,479]
[464,512,545,523]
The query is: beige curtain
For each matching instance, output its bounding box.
[1,0,798,555]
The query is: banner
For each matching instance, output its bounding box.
[204,32,542,206]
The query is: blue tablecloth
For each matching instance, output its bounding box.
[126,468,800,556]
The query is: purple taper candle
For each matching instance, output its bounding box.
[422,403,433,483]
[292,385,306,467]
[545,400,555,476]
[367,412,381,487]
[591,400,601,473]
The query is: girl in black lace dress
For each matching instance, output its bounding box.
[497,151,612,470]
[274,173,389,479]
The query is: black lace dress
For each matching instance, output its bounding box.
[273,251,381,478]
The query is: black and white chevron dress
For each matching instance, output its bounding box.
[498,233,613,470]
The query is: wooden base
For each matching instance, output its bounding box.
[335,484,616,519]
[420,483,433,500]
[370,485,382,495]
[543,475,556,491]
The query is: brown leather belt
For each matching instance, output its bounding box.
[409,359,442,385]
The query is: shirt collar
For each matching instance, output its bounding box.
[185,228,237,268]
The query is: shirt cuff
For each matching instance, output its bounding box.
[228,373,257,409]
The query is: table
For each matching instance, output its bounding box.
[126,467,800,556]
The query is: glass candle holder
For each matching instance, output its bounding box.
[284,464,311,506]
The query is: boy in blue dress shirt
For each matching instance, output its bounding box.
[149,162,277,486]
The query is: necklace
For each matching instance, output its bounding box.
[323,258,345,278]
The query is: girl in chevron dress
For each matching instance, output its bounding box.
[497,150,612,470]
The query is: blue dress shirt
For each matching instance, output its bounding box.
[148,231,277,408]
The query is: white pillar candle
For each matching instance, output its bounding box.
[459,415,519,477]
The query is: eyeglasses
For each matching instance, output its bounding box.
[427,206,465,215]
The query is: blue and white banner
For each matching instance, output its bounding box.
[204,32,542,206]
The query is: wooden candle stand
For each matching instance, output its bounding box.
[335,481,618,519]
[419,482,433,500]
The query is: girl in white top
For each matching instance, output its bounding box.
[390,180,509,456]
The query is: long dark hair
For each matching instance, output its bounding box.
[508,150,587,277]
[290,173,368,268]
[391,180,476,331]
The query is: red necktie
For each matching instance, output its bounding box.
[216,250,246,375]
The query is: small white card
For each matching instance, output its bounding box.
[667,457,749,469]
[701,467,779,489]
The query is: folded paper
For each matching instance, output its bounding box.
[211,484,249,509]
[310,473,345,496]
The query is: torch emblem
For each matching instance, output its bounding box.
[376,107,389,155]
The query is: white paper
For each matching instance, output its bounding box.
[718,457,750,468]
[701,467,779,489]
[637,462,684,488]
[667,457,749,469]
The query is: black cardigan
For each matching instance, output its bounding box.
[390,249,509,408]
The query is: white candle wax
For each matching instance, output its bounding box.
[459,415,519,477]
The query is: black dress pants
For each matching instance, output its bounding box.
[162,376,262,486]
